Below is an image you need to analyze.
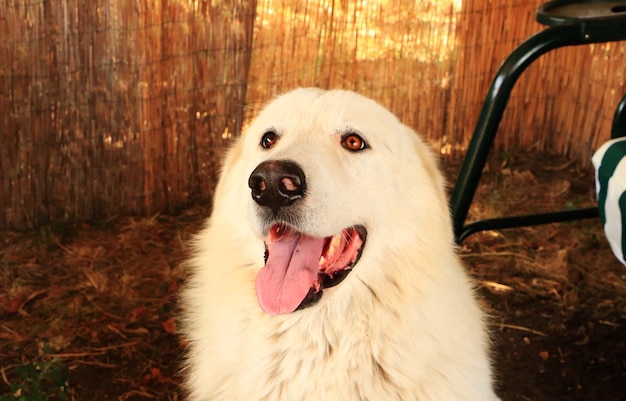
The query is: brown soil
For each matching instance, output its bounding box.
[1,151,625,401]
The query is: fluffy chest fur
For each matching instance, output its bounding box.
[182,240,495,401]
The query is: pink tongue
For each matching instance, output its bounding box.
[255,231,325,315]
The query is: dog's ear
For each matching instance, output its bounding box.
[210,137,247,215]
[409,129,446,193]
[408,128,454,237]
[221,135,244,170]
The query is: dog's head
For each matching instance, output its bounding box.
[212,88,452,316]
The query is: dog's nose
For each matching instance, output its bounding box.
[248,160,306,212]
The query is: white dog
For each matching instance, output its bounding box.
[181,88,499,401]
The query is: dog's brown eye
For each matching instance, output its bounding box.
[261,131,278,149]
[341,133,367,152]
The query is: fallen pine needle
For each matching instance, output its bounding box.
[119,387,155,400]
[73,359,118,368]
[50,339,143,358]
[598,320,621,327]
[462,251,535,262]
[91,339,142,352]
[493,322,547,336]
[481,281,513,292]
[49,351,106,358]
[1,365,9,386]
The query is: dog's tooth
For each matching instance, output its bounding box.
[328,234,342,256]
[319,256,327,267]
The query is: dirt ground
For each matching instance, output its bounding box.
[1,150,625,401]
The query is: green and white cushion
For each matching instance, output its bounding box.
[592,137,626,266]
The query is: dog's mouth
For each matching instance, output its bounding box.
[255,223,367,315]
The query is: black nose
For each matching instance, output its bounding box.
[248,160,306,213]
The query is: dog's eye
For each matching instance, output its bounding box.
[341,133,368,152]
[260,131,278,149]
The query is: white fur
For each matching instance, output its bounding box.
[181,88,500,401]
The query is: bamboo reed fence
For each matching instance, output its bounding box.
[449,0,626,161]
[1,0,256,230]
[1,0,625,230]
[248,0,626,160]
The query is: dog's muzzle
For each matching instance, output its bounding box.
[248,160,306,214]
[248,160,367,315]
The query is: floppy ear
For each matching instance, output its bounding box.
[408,128,454,232]
[211,137,246,215]
[405,127,444,189]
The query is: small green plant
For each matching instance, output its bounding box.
[0,358,69,401]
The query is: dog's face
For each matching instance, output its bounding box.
[213,88,450,316]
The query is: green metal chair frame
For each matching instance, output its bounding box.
[450,0,626,244]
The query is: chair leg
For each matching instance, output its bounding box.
[450,24,586,244]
